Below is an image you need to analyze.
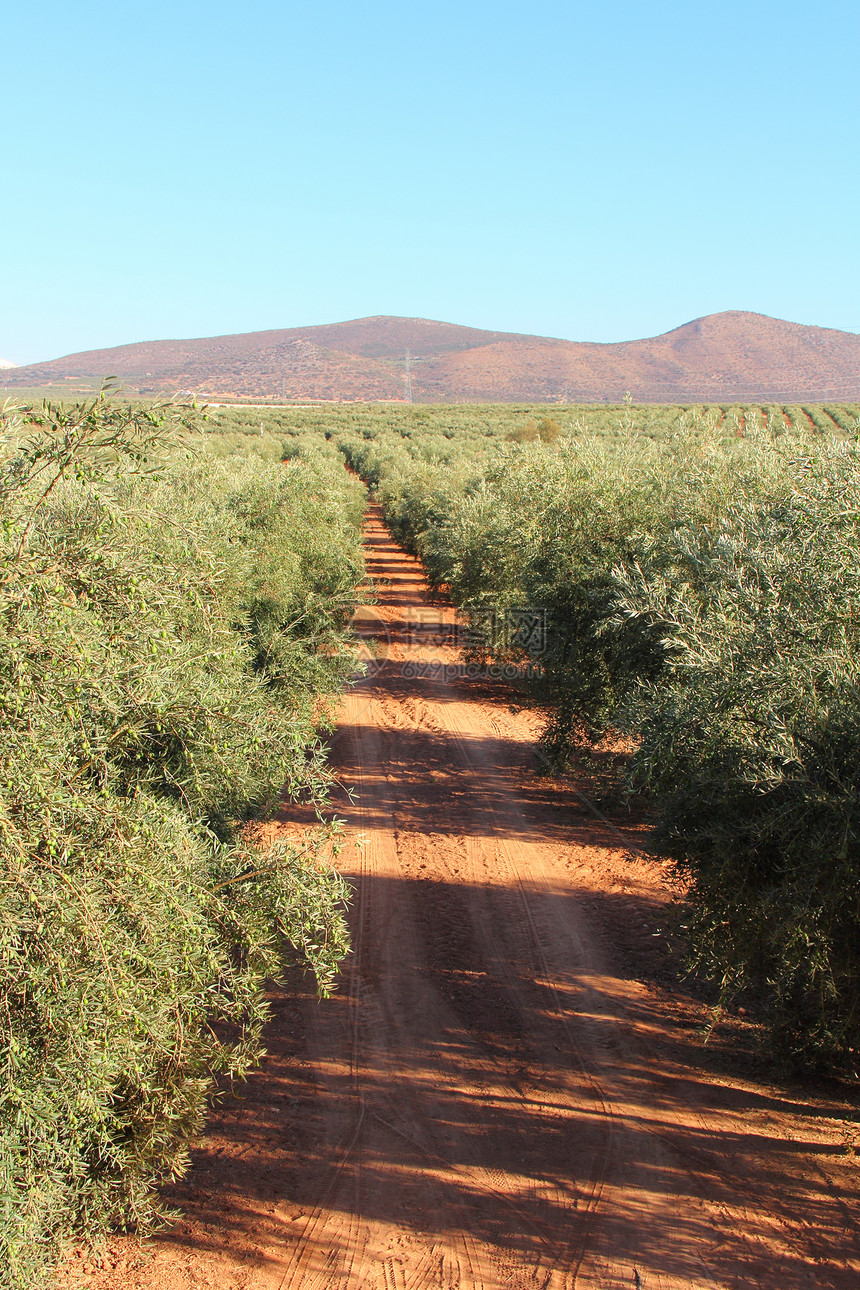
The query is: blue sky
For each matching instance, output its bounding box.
[3,0,858,363]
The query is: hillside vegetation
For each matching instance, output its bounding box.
[0,394,365,1288]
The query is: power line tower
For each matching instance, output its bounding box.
[403,348,413,404]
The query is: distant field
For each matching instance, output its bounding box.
[200,399,860,445]
[5,392,859,444]
[1,381,106,401]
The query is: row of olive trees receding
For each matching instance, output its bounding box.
[336,411,860,1074]
[206,397,860,446]
[0,391,366,1288]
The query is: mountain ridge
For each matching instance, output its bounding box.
[3,312,859,403]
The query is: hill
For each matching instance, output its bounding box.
[3,312,859,403]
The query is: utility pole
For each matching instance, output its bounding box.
[403,348,413,404]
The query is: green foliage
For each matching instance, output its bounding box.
[507,416,562,444]
[613,438,860,1066]
[823,404,860,435]
[0,393,364,1286]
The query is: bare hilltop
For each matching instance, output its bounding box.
[4,311,859,403]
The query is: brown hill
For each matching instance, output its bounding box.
[4,312,859,403]
[422,313,860,403]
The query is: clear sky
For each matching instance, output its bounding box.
[3,0,858,363]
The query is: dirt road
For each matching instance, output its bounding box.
[73,510,860,1290]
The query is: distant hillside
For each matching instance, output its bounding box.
[4,312,859,403]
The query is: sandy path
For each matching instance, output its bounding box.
[69,510,860,1290]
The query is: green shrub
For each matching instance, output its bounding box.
[0,393,364,1286]
[614,437,860,1066]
